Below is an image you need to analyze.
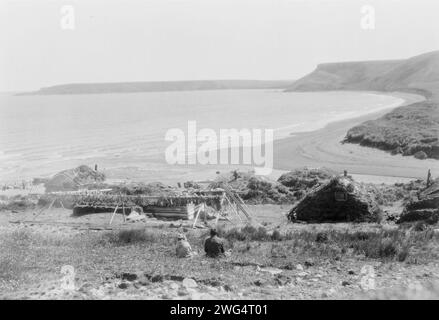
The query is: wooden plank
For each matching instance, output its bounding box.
[154,215,190,220]
[153,212,189,217]
[147,207,189,212]
[152,211,189,215]
[146,204,195,221]
[153,213,189,218]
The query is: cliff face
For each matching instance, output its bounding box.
[287,51,439,160]
[286,60,402,91]
[286,51,439,97]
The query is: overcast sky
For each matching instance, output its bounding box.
[0,0,438,91]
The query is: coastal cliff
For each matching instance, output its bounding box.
[286,51,439,159]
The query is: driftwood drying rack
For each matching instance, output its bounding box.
[33,182,254,228]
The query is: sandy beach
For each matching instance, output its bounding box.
[273,91,438,181]
[102,91,436,185]
[57,90,437,186]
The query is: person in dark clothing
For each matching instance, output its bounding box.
[204,228,225,258]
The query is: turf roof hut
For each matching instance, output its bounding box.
[45,165,106,192]
[398,178,439,224]
[288,176,382,222]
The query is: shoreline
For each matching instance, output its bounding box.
[0,90,435,186]
[273,90,438,180]
[273,91,409,139]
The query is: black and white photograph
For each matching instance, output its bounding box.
[0,0,438,304]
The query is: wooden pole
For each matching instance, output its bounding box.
[47,198,56,211]
[34,204,48,218]
[224,194,242,222]
[33,198,55,220]
[192,203,203,228]
[109,204,119,225]
[221,184,251,219]
[233,191,252,216]
[225,188,250,220]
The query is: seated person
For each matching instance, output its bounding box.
[176,234,193,258]
[204,228,225,258]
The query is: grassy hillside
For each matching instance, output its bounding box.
[286,51,439,159]
[344,101,439,159]
[22,80,291,95]
[373,51,439,95]
[286,51,439,95]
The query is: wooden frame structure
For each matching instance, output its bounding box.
[34,182,254,227]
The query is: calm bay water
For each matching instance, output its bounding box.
[0,89,403,181]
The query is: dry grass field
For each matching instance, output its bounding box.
[1,205,438,300]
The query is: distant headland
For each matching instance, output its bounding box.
[19,80,292,95]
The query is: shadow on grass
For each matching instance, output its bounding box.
[99,228,159,245]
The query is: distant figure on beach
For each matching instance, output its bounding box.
[94,164,98,171]
[427,169,432,188]
[176,234,193,258]
[204,228,225,258]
